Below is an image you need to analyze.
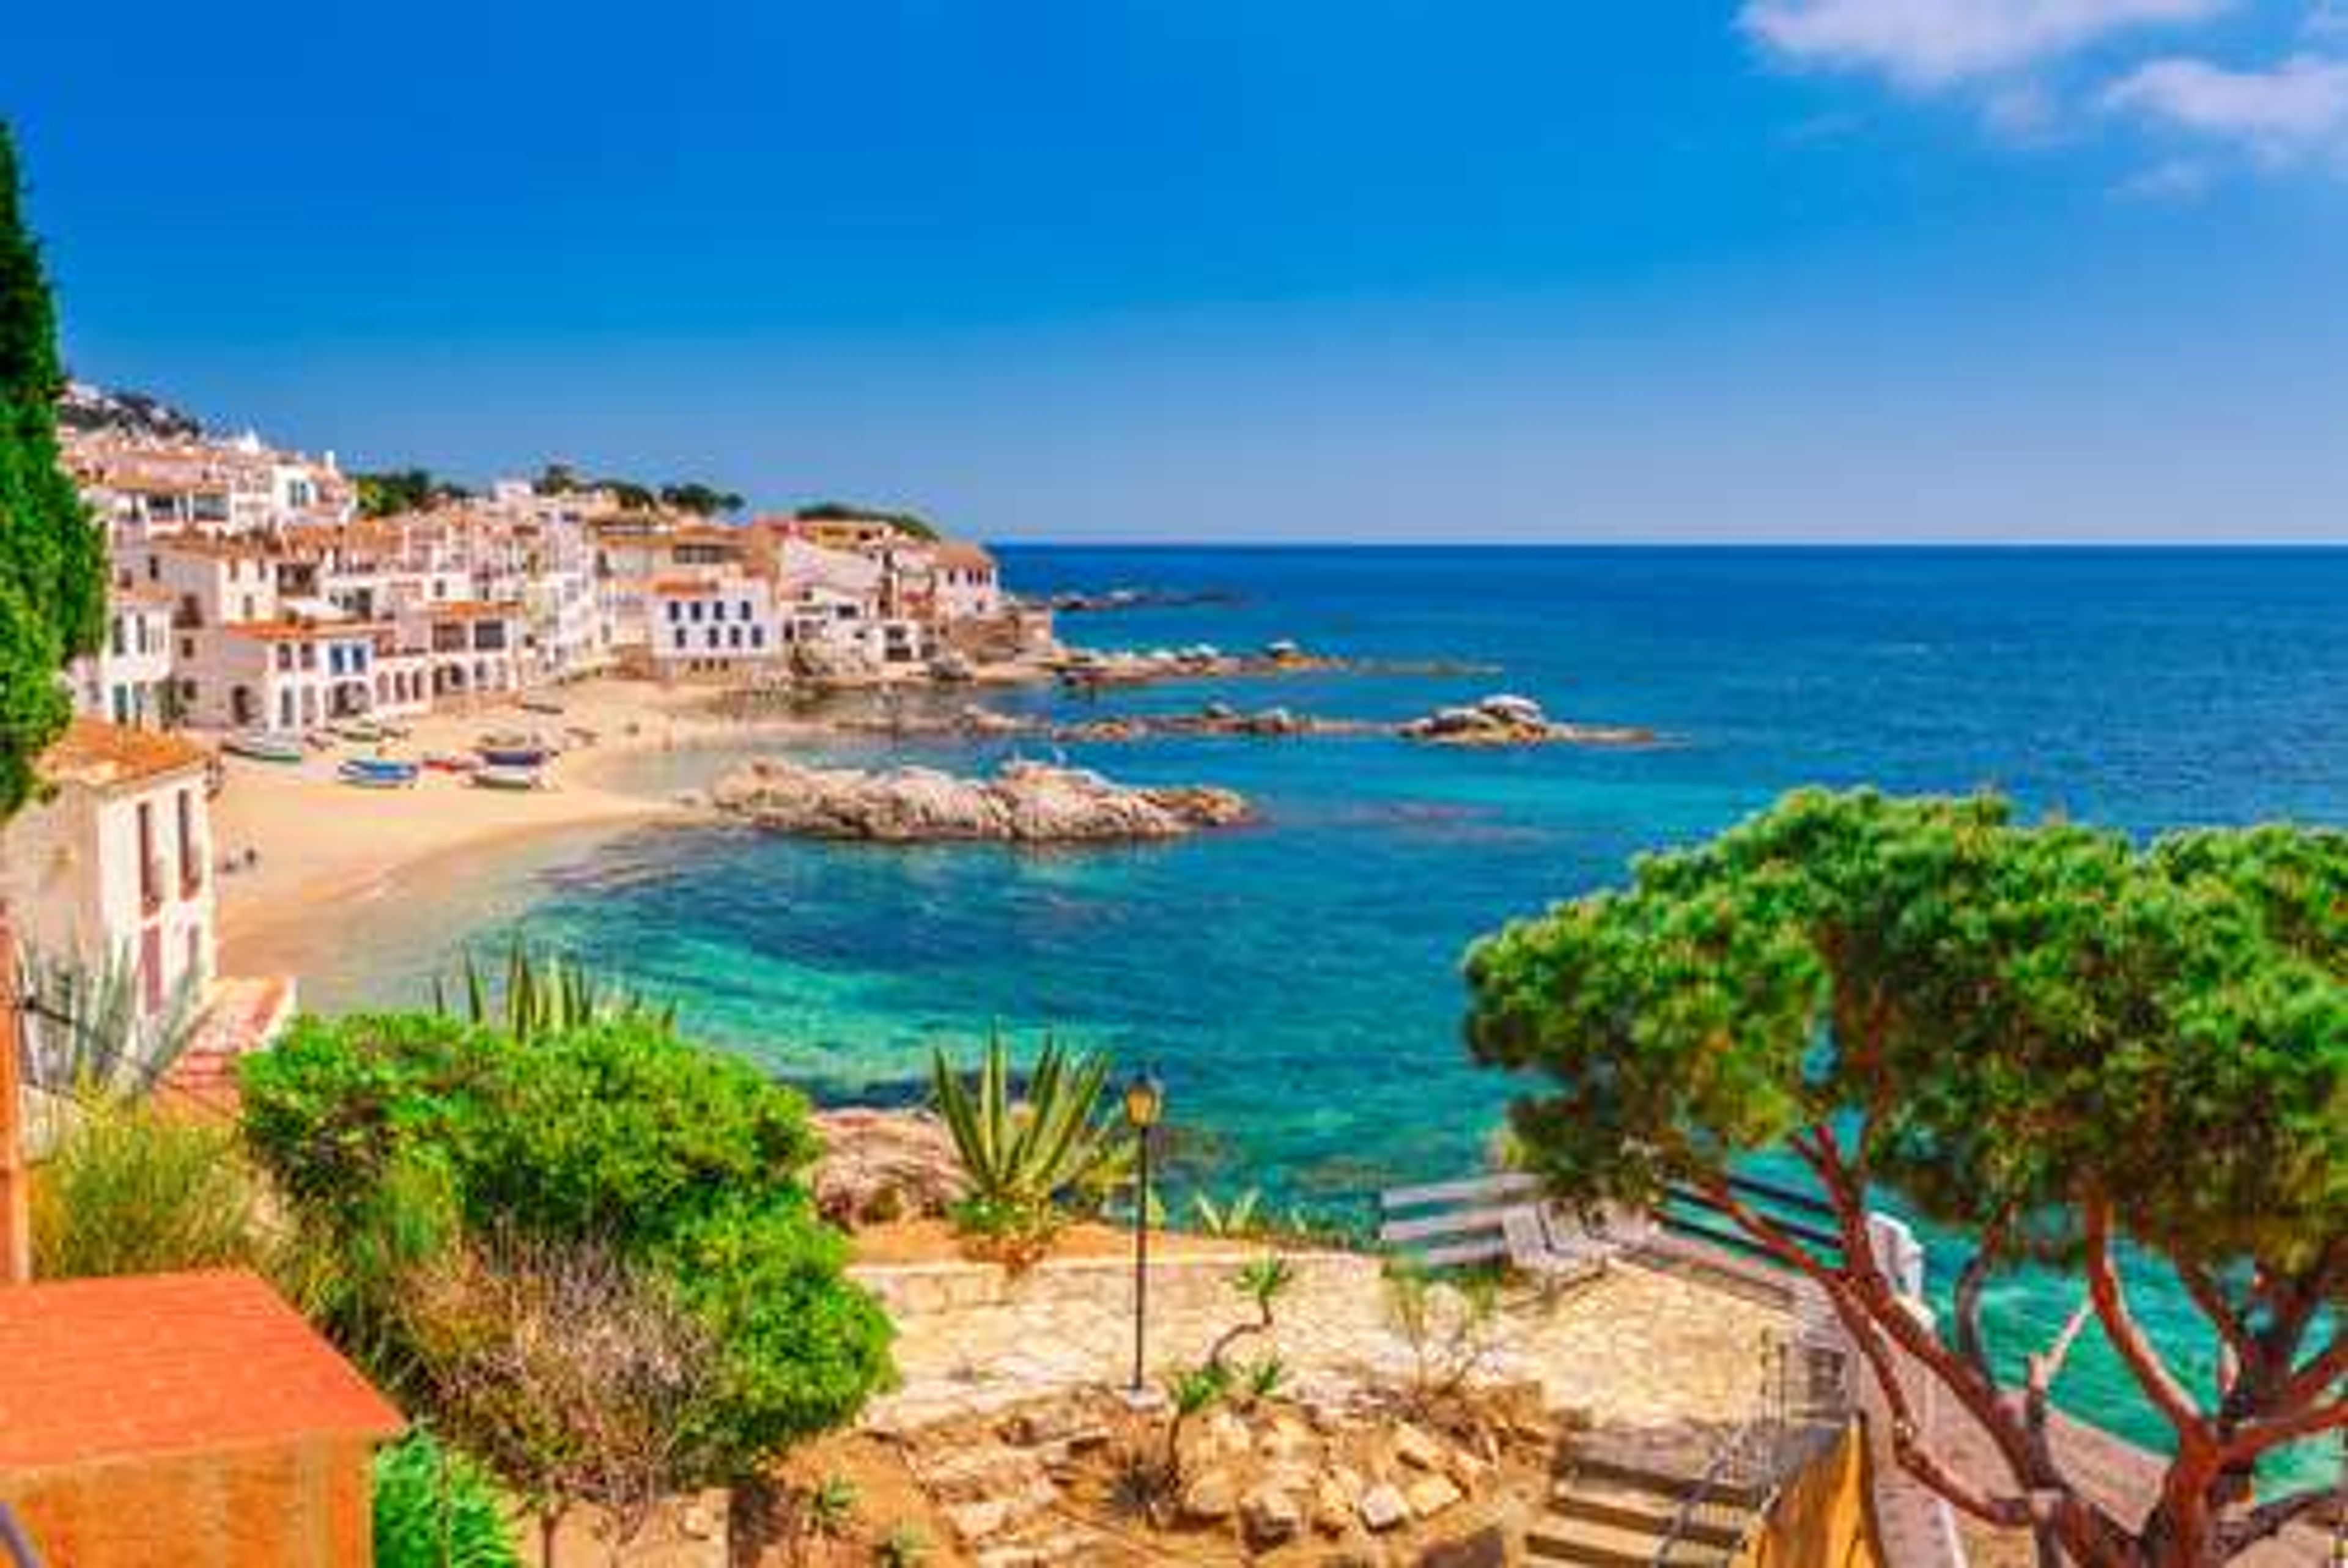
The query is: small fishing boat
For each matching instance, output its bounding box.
[333,720,386,743]
[423,751,479,773]
[519,697,566,716]
[477,743,552,768]
[338,757,420,789]
[223,732,306,764]
[471,764,545,792]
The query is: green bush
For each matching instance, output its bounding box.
[655,1198,896,1456]
[31,1099,271,1279]
[238,1010,890,1478]
[242,1013,819,1246]
[372,1431,519,1568]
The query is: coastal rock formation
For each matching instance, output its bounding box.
[1403,693,1658,748]
[711,757,1252,842]
[809,1107,966,1224]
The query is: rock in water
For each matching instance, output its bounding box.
[711,757,1252,842]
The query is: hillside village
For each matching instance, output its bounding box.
[60,405,1054,736]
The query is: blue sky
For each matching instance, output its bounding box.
[6,1,2348,541]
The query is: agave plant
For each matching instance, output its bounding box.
[930,1034,1129,1242]
[1189,1186,1262,1239]
[16,944,205,1113]
[431,939,676,1042]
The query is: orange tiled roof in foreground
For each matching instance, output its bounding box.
[39,718,210,792]
[0,1270,404,1469]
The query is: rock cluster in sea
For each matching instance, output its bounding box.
[1402,693,1657,748]
[711,756,1252,842]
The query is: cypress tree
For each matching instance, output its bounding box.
[0,121,105,819]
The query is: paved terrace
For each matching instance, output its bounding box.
[851,1243,1793,1436]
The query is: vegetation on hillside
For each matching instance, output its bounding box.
[355,466,473,518]
[797,499,939,540]
[0,121,105,819]
[1466,788,2346,1567]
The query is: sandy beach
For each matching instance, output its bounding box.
[210,677,822,975]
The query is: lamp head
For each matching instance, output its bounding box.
[1122,1072,1164,1130]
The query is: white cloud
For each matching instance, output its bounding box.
[2113,154,2219,196]
[1742,0,2234,88]
[2103,51,2348,161]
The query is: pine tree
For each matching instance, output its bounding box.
[0,121,105,820]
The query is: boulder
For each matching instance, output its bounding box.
[1390,1421,1447,1473]
[808,1107,965,1224]
[1181,1467,1240,1523]
[1475,693,1546,726]
[1404,1475,1463,1520]
[1312,1471,1360,1533]
[1241,1484,1305,1548]
[1359,1484,1411,1533]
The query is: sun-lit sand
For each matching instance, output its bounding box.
[210,677,819,973]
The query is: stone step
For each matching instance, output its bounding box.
[1562,1451,1768,1513]
[1524,1511,1734,1566]
[1549,1478,1745,1549]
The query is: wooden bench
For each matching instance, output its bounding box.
[1378,1172,1637,1279]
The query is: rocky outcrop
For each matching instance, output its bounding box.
[711,757,1252,842]
[810,1107,966,1224]
[1403,694,1658,748]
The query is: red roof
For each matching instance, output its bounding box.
[0,1270,404,1468]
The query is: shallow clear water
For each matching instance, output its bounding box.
[303,546,2347,1474]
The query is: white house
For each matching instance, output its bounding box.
[70,586,177,729]
[0,720,216,1015]
[932,540,1005,622]
[650,575,783,677]
[121,536,280,631]
[399,600,528,701]
[177,619,388,731]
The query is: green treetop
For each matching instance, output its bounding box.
[0,122,105,819]
[1465,789,2344,1568]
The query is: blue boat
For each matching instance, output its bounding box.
[338,757,420,789]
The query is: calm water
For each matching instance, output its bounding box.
[304,547,2347,1471]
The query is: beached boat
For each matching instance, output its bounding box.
[477,744,552,768]
[519,697,566,716]
[338,757,420,789]
[333,720,387,743]
[423,751,479,773]
[223,732,306,764]
[471,764,545,792]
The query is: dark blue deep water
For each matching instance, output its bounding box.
[309,547,2347,1471]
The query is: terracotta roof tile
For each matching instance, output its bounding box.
[39,719,210,792]
[0,1271,404,1468]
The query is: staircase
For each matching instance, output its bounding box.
[1527,1440,1767,1566]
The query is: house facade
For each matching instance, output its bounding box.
[0,720,216,1015]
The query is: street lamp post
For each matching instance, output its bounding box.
[1123,1071,1164,1394]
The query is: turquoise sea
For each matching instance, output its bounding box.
[298,546,2346,1474]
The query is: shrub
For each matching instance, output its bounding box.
[31,1098,270,1279]
[242,1013,820,1246]
[372,1431,519,1568]
[239,1010,891,1493]
[408,1234,717,1565]
[654,1198,896,1457]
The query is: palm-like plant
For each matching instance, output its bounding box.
[431,940,676,1042]
[17,945,205,1145]
[929,1035,1128,1243]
